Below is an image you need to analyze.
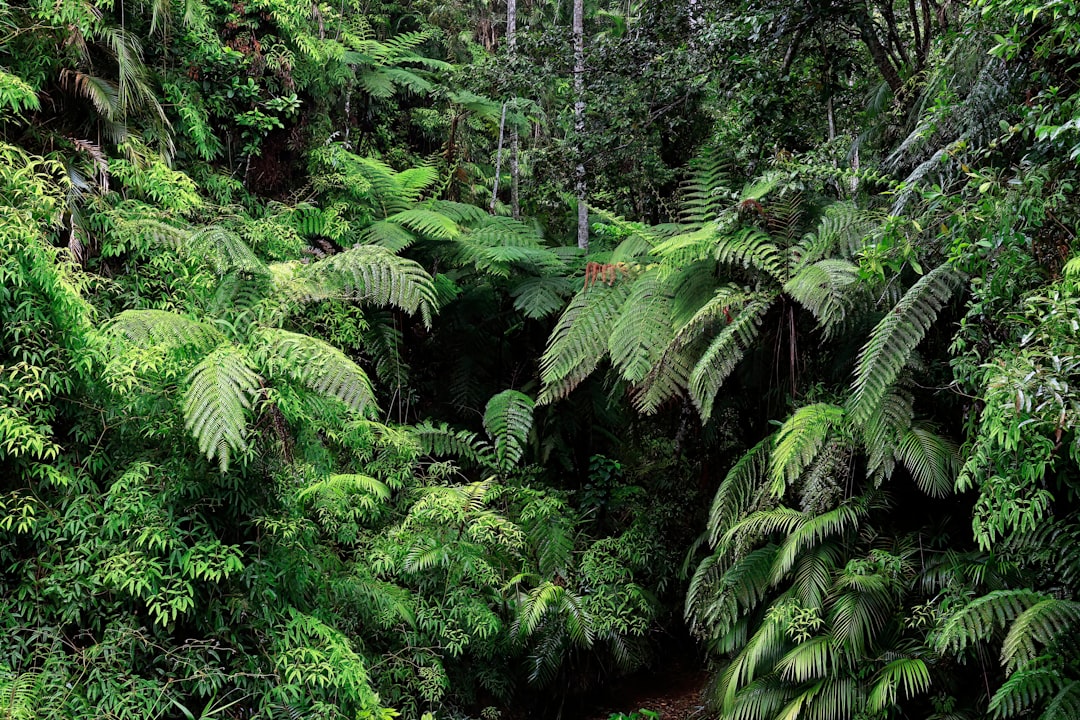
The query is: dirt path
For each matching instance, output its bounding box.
[582,662,711,720]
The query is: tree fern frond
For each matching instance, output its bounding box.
[254,327,378,417]
[895,423,960,497]
[1042,680,1080,720]
[483,390,535,471]
[936,590,1047,655]
[358,220,417,251]
[783,259,859,338]
[104,309,220,352]
[539,282,631,404]
[305,244,437,325]
[849,264,964,425]
[510,275,576,319]
[769,403,845,496]
[689,297,772,420]
[862,387,915,484]
[188,225,267,275]
[1001,599,1080,673]
[388,204,462,239]
[679,146,733,225]
[182,346,260,472]
[413,421,494,467]
[608,272,674,382]
[988,660,1063,719]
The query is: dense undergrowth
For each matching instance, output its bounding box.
[3,0,1080,719]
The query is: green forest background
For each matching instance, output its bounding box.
[3,0,1080,718]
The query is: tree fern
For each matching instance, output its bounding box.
[1000,599,1080,673]
[768,403,846,496]
[182,346,260,471]
[254,327,378,418]
[305,244,437,326]
[849,264,964,425]
[482,390,535,472]
[539,281,631,405]
[689,297,771,418]
[104,309,220,352]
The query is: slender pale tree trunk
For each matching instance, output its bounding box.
[573,0,588,250]
[491,101,507,213]
[507,0,521,218]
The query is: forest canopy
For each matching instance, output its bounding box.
[3,0,1080,719]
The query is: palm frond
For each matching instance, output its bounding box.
[895,423,960,497]
[866,657,932,713]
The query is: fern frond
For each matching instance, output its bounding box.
[254,327,378,417]
[358,220,417,251]
[104,309,220,352]
[510,275,576,319]
[539,282,631,404]
[608,272,674,382]
[1001,599,1080,673]
[849,264,964,425]
[483,390,535,471]
[1042,680,1080,720]
[988,660,1063,718]
[304,244,437,325]
[188,225,268,275]
[769,403,845,496]
[862,387,915,484]
[689,296,772,419]
[679,146,733,225]
[385,207,459,240]
[413,421,494,467]
[182,346,261,472]
[936,590,1047,655]
[895,423,959,497]
[783,259,859,338]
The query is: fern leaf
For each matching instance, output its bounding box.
[769,403,845,496]
[988,660,1063,718]
[104,309,220,351]
[306,244,437,326]
[483,390,535,471]
[413,421,494,467]
[608,272,674,383]
[712,227,785,282]
[937,590,1047,655]
[385,207,460,240]
[849,264,964,425]
[254,327,378,417]
[783,259,859,338]
[182,346,260,472]
[510,275,576,320]
[539,282,631,405]
[1001,599,1080,673]
[688,296,772,419]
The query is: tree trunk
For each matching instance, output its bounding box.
[850,8,904,96]
[507,0,521,218]
[573,0,588,250]
[491,101,507,213]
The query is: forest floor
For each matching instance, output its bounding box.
[581,659,711,720]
